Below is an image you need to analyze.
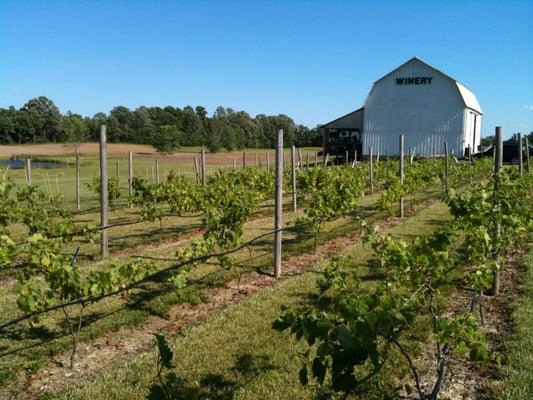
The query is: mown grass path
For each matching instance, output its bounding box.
[499,249,533,400]
[35,201,452,399]
[0,185,442,398]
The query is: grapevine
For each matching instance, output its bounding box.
[273,166,531,399]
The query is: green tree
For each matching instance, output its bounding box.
[0,107,16,144]
[222,125,237,151]
[61,112,89,152]
[230,110,260,148]
[107,106,134,142]
[87,112,107,141]
[181,106,205,146]
[14,109,36,144]
[1,97,324,149]
[131,108,155,144]
[20,96,62,143]
[152,125,182,153]
[206,120,222,153]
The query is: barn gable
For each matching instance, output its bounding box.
[364,57,464,111]
[363,57,482,157]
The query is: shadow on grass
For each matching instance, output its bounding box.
[109,223,203,247]
[125,279,182,318]
[0,307,126,358]
[147,353,275,400]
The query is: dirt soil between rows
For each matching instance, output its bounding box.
[16,208,411,398]
[403,247,528,400]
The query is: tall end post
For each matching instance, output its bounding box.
[444,142,449,195]
[518,133,523,176]
[491,126,503,296]
[274,129,284,278]
[399,135,404,218]
[99,124,109,258]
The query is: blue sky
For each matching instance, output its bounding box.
[1,0,532,138]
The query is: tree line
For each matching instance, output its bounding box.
[0,96,322,152]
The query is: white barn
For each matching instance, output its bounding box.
[322,57,482,158]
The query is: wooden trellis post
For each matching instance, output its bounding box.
[200,149,206,186]
[399,135,404,218]
[352,150,357,168]
[369,147,374,194]
[193,157,200,184]
[444,142,449,195]
[26,159,32,186]
[99,125,109,258]
[291,145,297,212]
[128,151,133,208]
[274,129,283,278]
[525,137,530,173]
[518,133,523,177]
[75,154,81,210]
[468,144,473,185]
[491,126,503,296]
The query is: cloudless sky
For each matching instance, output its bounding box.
[1,0,532,138]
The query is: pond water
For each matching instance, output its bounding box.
[0,159,62,169]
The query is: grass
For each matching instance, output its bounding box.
[499,248,533,400]
[1,146,322,205]
[39,200,453,399]
[0,181,443,397]
[0,145,322,264]
[0,149,479,397]
[0,189,377,382]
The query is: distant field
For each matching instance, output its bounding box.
[0,142,321,159]
[0,143,157,157]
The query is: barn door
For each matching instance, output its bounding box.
[471,113,477,151]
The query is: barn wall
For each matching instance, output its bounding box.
[464,111,472,154]
[463,111,483,154]
[475,114,482,151]
[362,59,466,157]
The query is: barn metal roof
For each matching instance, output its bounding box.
[321,107,364,129]
[322,57,482,130]
[456,82,483,114]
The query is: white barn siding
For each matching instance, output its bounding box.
[362,59,466,157]
[463,110,482,153]
[458,82,482,153]
[322,57,483,158]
